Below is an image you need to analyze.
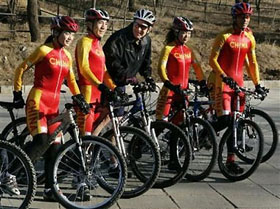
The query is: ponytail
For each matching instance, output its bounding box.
[44,35,53,44]
[165,28,176,44]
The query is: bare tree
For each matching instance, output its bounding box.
[27,0,40,42]
[128,0,135,12]
[7,0,17,13]
[255,0,261,26]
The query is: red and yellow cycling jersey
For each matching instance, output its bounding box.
[208,27,260,116]
[158,41,204,89]
[14,41,80,136]
[75,34,115,135]
[156,41,204,122]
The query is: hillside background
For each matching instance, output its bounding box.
[0,0,279,87]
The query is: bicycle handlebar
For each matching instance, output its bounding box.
[132,82,157,93]
[230,83,269,101]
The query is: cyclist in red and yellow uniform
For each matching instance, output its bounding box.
[75,8,116,136]
[13,16,89,201]
[208,2,266,174]
[156,17,207,124]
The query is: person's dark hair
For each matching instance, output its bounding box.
[86,19,97,32]
[165,28,176,44]
[44,35,53,44]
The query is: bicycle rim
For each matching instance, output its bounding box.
[185,118,218,181]
[150,120,191,188]
[51,136,127,209]
[102,126,161,198]
[247,109,278,163]
[218,120,264,181]
[0,140,36,209]
[1,117,46,184]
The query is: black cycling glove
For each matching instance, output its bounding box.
[114,86,129,102]
[255,84,267,100]
[164,80,183,95]
[72,94,90,114]
[198,80,208,95]
[145,76,157,92]
[222,76,237,89]
[13,91,25,109]
[98,84,117,102]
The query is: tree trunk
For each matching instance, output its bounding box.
[27,0,40,42]
[255,0,261,26]
[128,0,135,12]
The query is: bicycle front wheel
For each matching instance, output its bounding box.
[102,126,161,198]
[151,120,191,188]
[218,119,264,181]
[51,136,127,209]
[184,118,218,182]
[0,140,36,209]
[246,109,278,163]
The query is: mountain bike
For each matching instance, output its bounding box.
[117,82,191,188]
[167,81,218,182]
[0,140,36,209]
[93,92,161,198]
[0,95,127,208]
[40,100,127,209]
[217,83,264,181]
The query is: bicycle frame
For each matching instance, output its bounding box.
[118,84,159,147]
[232,89,245,151]
[108,103,128,158]
[232,86,268,152]
[168,89,201,150]
[47,103,87,173]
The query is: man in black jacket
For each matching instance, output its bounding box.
[103,9,156,91]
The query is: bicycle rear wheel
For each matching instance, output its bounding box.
[218,119,264,181]
[150,120,191,188]
[51,136,127,209]
[0,140,36,209]
[102,126,160,198]
[246,109,278,163]
[1,117,46,184]
[184,118,218,181]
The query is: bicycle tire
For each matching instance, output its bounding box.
[126,117,191,188]
[0,140,36,209]
[1,117,29,147]
[246,109,278,163]
[183,118,218,181]
[51,135,127,209]
[149,120,191,188]
[218,119,264,181]
[102,126,161,198]
[1,117,46,184]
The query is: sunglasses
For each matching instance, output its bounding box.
[134,22,149,30]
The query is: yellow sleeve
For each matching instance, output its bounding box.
[245,33,260,86]
[14,45,46,91]
[209,31,230,77]
[64,49,80,95]
[190,49,204,81]
[157,43,174,82]
[76,37,102,87]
